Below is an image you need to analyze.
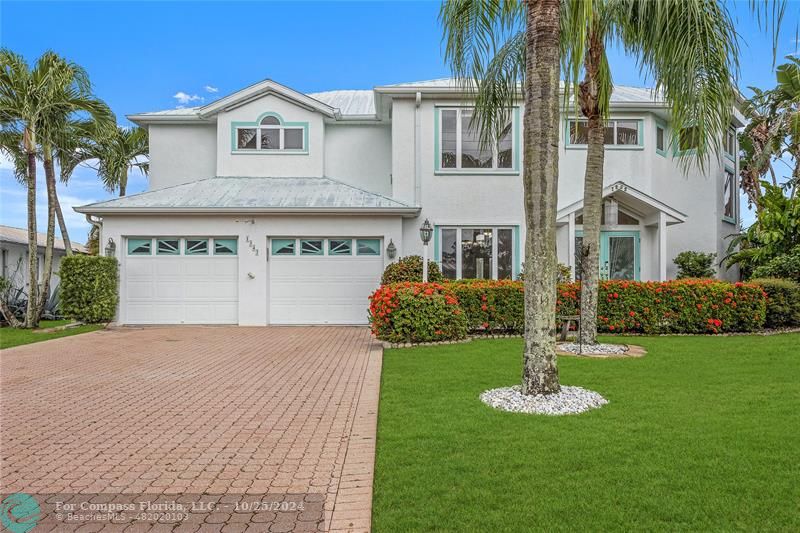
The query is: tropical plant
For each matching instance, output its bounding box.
[441,0,785,353]
[441,0,570,394]
[750,245,800,282]
[0,50,114,326]
[726,182,800,272]
[674,251,717,279]
[91,125,148,196]
[382,255,444,284]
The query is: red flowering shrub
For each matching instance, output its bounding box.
[369,279,767,340]
[447,279,525,333]
[368,282,468,343]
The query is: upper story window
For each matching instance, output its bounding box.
[568,119,641,147]
[437,107,518,172]
[677,126,700,152]
[724,128,736,160]
[233,112,308,153]
[655,122,667,156]
[723,168,736,222]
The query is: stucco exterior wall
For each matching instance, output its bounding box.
[100,214,403,326]
[216,95,325,178]
[0,242,66,295]
[148,124,216,190]
[324,123,392,196]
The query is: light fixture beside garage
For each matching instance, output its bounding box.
[386,239,397,259]
[105,238,116,257]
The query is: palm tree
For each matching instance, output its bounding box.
[442,0,571,394]
[442,0,783,353]
[0,49,113,326]
[92,125,148,197]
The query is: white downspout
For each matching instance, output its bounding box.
[85,214,102,253]
[414,91,422,206]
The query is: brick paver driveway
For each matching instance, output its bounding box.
[1,326,382,532]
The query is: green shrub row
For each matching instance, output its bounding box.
[381,255,443,284]
[749,278,800,328]
[369,279,768,341]
[58,255,118,323]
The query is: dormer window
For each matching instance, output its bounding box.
[233,112,308,153]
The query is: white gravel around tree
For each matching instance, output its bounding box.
[559,342,628,355]
[480,385,608,415]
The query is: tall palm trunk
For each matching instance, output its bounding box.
[23,129,39,328]
[55,197,72,255]
[578,26,606,345]
[39,147,58,318]
[119,169,127,197]
[521,0,561,396]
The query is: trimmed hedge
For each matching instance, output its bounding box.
[58,255,118,323]
[749,278,800,328]
[381,255,443,284]
[368,282,467,343]
[368,279,767,341]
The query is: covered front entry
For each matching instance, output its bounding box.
[576,230,640,280]
[269,237,384,324]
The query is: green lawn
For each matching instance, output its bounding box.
[0,320,104,350]
[373,334,800,532]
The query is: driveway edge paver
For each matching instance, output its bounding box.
[329,342,382,532]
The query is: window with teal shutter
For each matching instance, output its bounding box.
[214,238,238,255]
[272,239,296,255]
[356,239,381,256]
[127,238,152,255]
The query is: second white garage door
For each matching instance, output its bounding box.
[269,237,383,325]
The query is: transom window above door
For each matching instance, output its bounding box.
[437,107,519,172]
[438,226,516,280]
[233,112,308,152]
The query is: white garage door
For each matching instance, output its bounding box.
[269,237,383,325]
[124,237,238,324]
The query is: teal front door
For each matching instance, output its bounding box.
[600,231,639,280]
[575,230,640,280]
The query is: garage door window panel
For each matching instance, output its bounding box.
[329,239,352,256]
[356,239,381,256]
[127,239,153,256]
[214,239,238,255]
[272,239,296,255]
[157,238,180,255]
[186,239,209,255]
[300,240,324,255]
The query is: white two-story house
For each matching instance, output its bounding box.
[76,78,742,326]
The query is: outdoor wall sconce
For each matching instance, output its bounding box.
[419,218,433,282]
[105,238,116,257]
[386,239,397,259]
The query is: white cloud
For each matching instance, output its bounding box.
[173,91,204,105]
[204,85,219,93]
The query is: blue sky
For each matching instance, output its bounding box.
[1,0,798,243]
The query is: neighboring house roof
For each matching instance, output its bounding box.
[556,181,688,225]
[74,177,420,216]
[0,225,87,253]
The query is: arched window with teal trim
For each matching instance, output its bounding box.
[231,112,309,153]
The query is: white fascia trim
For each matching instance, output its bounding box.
[197,80,338,118]
[127,114,214,126]
[556,181,687,223]
[73,207,421,217]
